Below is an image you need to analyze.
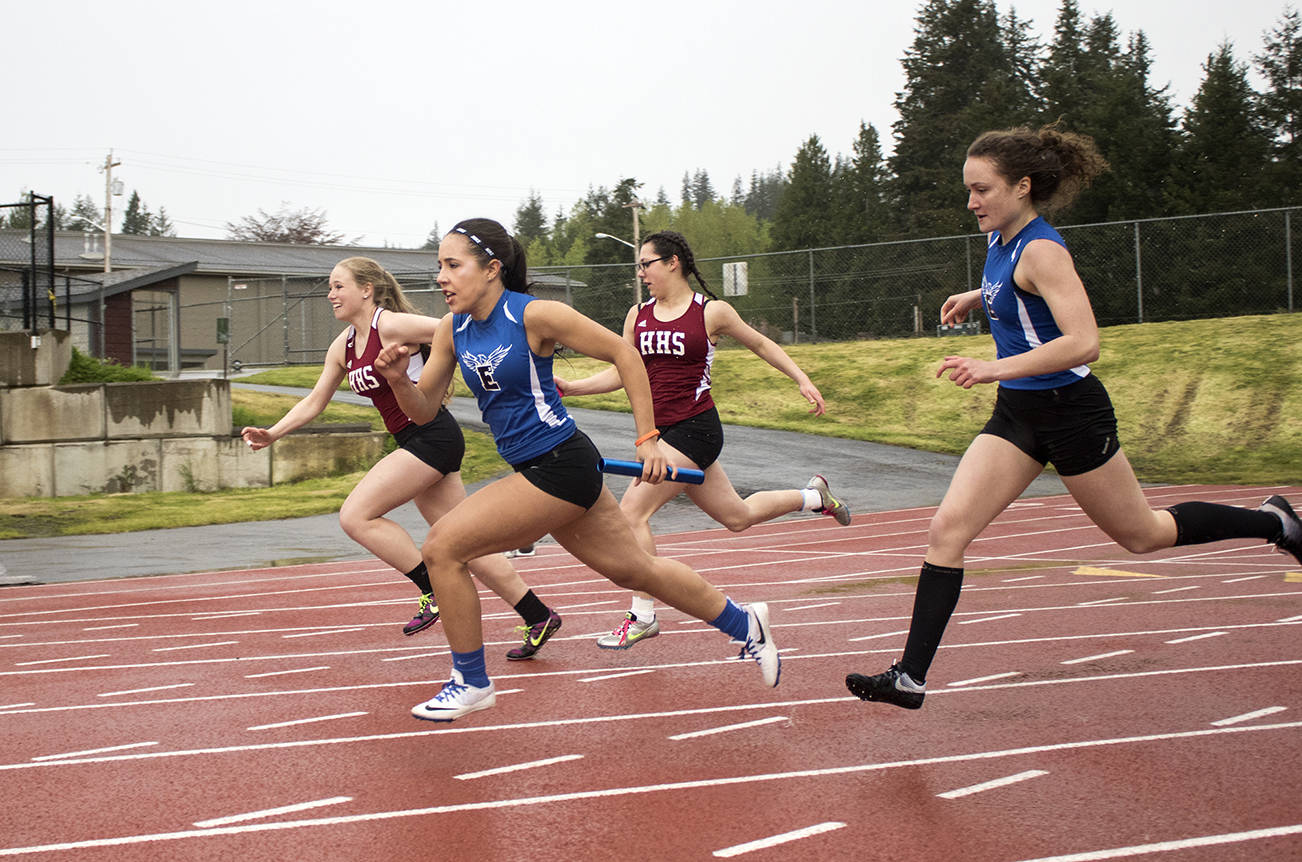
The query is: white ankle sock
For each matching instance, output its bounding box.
[801,488,823,511]
[630,596,656,622]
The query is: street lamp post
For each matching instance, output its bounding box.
[595,229,642,305]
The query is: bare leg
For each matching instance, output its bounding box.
[339,449,442,573]
[1061,449,1177,552]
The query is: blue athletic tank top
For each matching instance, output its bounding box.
[980,216,1090,390]
[453,290,573,464]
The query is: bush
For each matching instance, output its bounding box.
[59,348,156,384]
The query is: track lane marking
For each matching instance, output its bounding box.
[454,754,583,780]
[1061,650,1134,665]
[1012,823,1302,862]
[31,742,157,761]
[193,797,352,828]
[670,716,788,741]
[713,822,847,857]
[1,721,1297,856]
[1210,706,1287,726]
[98,683,194,698]
[938,769,1049,799]
[1164,632,1226,644]
[244,666,331,679]
[247,712,368,731]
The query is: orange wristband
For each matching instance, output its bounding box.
[635,429,660,446]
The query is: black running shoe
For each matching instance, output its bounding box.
[846,663,926,709]
[1259,495,1302,566]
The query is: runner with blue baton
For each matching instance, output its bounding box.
[599,458,704,484]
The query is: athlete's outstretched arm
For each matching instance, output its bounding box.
[707,300,826,415]
[524,300,668,483]
[241,333,349,450]
[374,315,457,424]
[552,304,638,397]
[375,310,442,348]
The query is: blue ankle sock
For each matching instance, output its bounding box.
[709,598,749,641]
[451,647,490,688]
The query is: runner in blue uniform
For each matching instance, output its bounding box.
[847,125,1301,710]
[375,218,781,721]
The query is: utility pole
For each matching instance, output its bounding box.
[623,198,643,304]
[99,150,121,273]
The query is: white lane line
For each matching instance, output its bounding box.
[0,703,35,709]
[248,712,368,732]
[455,754,584,780]
[1164,632,1227,644]
[1278,614,1302,623]
[1002,575,1044,582]
[194,797,353,828]
[713,822,847,857]
[152,642,238,652]
[0,635,20,640]
[192,612,262,621]
[32,742,158,761]
[1060,650,1134,665]
[670,716,788,741]
[938,769,1049,799]
[948,671,1021,687]
[1011,823,1302,862]
[1077,597,1127,606]
[0,719,1298,857]
[1211,706,1287,727]
[98,683,194,698]
[785,602,841,612]
[381,652,447,662]
[1222,575,1265,583]
[579,669,656,683]
[244,666,331,679]
[281,629,365,639]
[848,629,910,642]
[494,689,524,696]
[15,654,110,666]
[82,624,138,631]
[1152,586,1200,595]
[959,613,1021,625]
[554,600,619,610]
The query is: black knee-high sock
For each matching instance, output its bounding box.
[899,562,964,684]
[402,561,433,596]
[513,590,551,627]
[1167,502,1282,546]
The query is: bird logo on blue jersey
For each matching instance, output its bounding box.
[461,344,511,392]
[981,276,1002,321]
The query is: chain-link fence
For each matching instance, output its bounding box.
[535,205,1299,341]
[194,205,1298,367]
[214,272,447,370]
[0,196,56,333]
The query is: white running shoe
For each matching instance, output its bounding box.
[411,669,496,722]
[806,475,852,526]
[737,602,781,687]
[596,612,661,649]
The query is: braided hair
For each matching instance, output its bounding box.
[642,230,718,300]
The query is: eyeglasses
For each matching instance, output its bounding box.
[635,255,670,272]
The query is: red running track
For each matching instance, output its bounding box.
[0,484,1299,860]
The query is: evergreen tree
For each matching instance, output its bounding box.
[889,0,1036,235]
[771,135,835,251]
[1255,7,1302,201]
[1174,42,1273,211]
[150,206,176,237]
[513,189,548,245]
[730,176,745,206]
[421,222,441,250]
[743,166,786,221]
[66,194,102,232]
[120,190,152,235]
[689,169,715,209]
[839,121,894,243]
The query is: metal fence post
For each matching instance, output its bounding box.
[1286,209,1294,312]
[807,250,816,341]
[282,274,290,365]
[1133,221,1144,324]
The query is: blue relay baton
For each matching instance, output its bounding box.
[598,457,705,485]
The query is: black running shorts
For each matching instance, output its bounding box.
[511,429,605,510]
[979,374,1120,477]
[659,405,725,470]
[392,406,465,476]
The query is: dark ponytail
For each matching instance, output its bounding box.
[449,218,534,294]
[642,230,718,300]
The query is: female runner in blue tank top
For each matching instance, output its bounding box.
[846,126,1301,710]
[240,256,561,655]
[374,219,781,721]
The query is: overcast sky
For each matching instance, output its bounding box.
[5,0,1293,249]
